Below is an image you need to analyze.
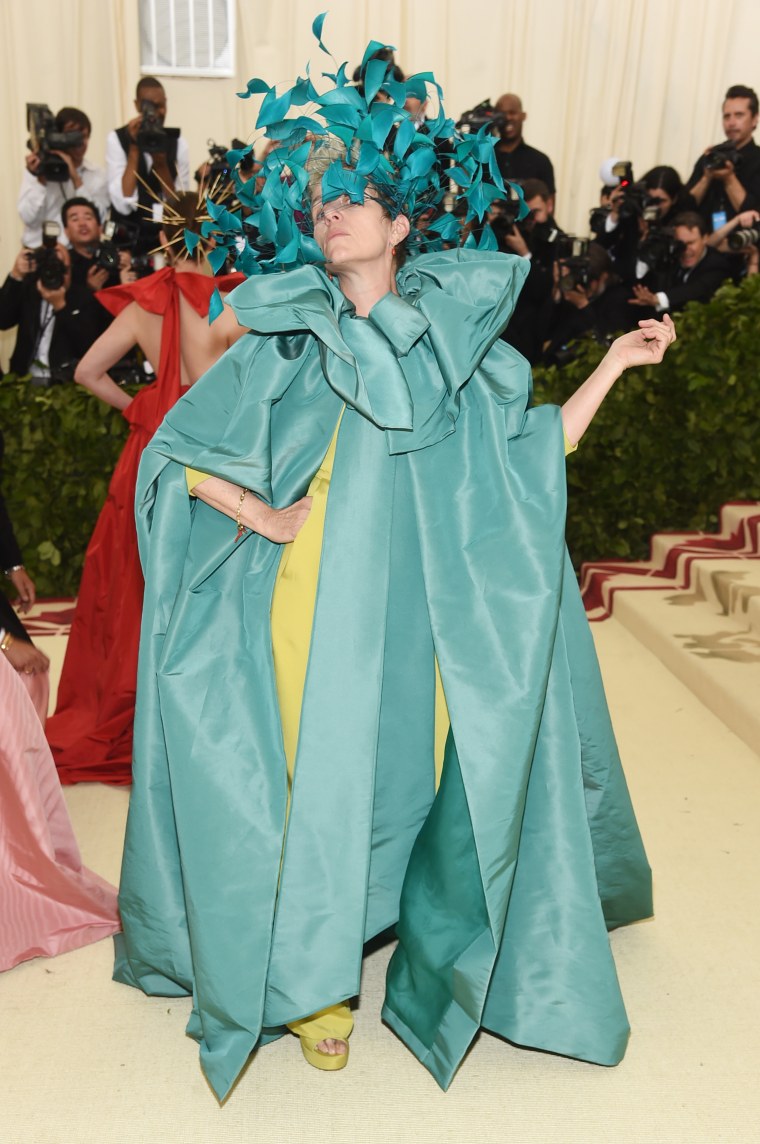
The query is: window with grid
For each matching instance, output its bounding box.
[139,0,235,77]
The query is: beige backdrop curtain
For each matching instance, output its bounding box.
[1,0,758,366]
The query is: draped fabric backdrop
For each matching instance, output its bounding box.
[1,0,758,368]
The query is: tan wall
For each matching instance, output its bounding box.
[2,0,759,364]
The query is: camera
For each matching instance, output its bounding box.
[196,138,255,187]
[704,143,742,171]
[456,100,505,132]
[488,196,524,239]
[136,99,179,155]
[637,226,684,273]
[26,103,84,182]
[589,205,611,235]
[557,238,591,292]
[727,225,760,251]
[88,220,121,274]
[102,219,155,277]
[28,221,66,290]
[204,140,232,181]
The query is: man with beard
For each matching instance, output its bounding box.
[17,107,108,248]
[686,85,760,232]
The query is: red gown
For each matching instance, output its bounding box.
[47,269,243,784]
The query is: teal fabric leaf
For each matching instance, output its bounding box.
[207,245,229,274]
[364,57,388,105]
[426,212,462,241]
[369,104,400,149]
[405,73,430,102]
[235,246,261,276]
[319,85,365,112]
[206,199,243,233]
[356,142,382,176]
[312,12,329,54]
[299,234,326,264]
[393,118,416,161]
[259,201,277,243]
[236,77,269,100]
[383,79,407,108]
[207,287,224,322]
[476,224,498,250]
[321,163,367,204]
[325,124,356,148]
[184,229,200,255]
[257,86,296,129]
[319,104,363,130]
[361,39,395,72]
[226,144,252,169]
[274,214,300,264]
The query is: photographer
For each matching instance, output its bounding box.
[496,179,561,362]
[707,209,760,278]
[106,77,190,254]
[62,197,132,297]
[493,93,555,195]
[686,85,760,231]
[0,200,126,383]
[629,211,732,314]
[17,106,108,249]
[593,165,696,286]
[543,243,639,365]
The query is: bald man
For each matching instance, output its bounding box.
[493,93,555,196]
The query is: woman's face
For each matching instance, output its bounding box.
[310,191,404,271]
[648,189,675,219]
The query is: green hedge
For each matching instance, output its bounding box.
[533,275,759,566]
[1,277,759,597]
[0,379,132,597]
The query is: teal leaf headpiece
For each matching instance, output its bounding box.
[200,12,528,274]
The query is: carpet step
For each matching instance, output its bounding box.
[581,501,760,621]
[612,577,760,756]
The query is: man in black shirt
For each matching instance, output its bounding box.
[493,93,555,197]
[686,85,760,232]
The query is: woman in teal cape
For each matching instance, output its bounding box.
[113,27,676,1099]
[115,241,674,1099]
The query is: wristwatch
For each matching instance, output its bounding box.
[4,564,24,577]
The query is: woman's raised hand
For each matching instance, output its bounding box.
[254,497,312,543]
[608,314,677,371]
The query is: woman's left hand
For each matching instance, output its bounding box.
[607,314,677,371]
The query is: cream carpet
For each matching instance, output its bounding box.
[2,618,759,1144]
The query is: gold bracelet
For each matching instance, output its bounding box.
[235,487,249,543]
[0,631,15,654]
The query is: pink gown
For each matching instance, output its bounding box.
[0,655,120,971]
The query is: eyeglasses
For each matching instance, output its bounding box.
[311,193,375,226]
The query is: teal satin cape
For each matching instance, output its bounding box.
[114,250,653,1101]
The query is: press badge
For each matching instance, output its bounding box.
[712,210,728,231]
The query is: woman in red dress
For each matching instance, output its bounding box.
[47,193,245,784]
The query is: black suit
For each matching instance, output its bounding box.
[650,247,732,311]
[0,272,106,379]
